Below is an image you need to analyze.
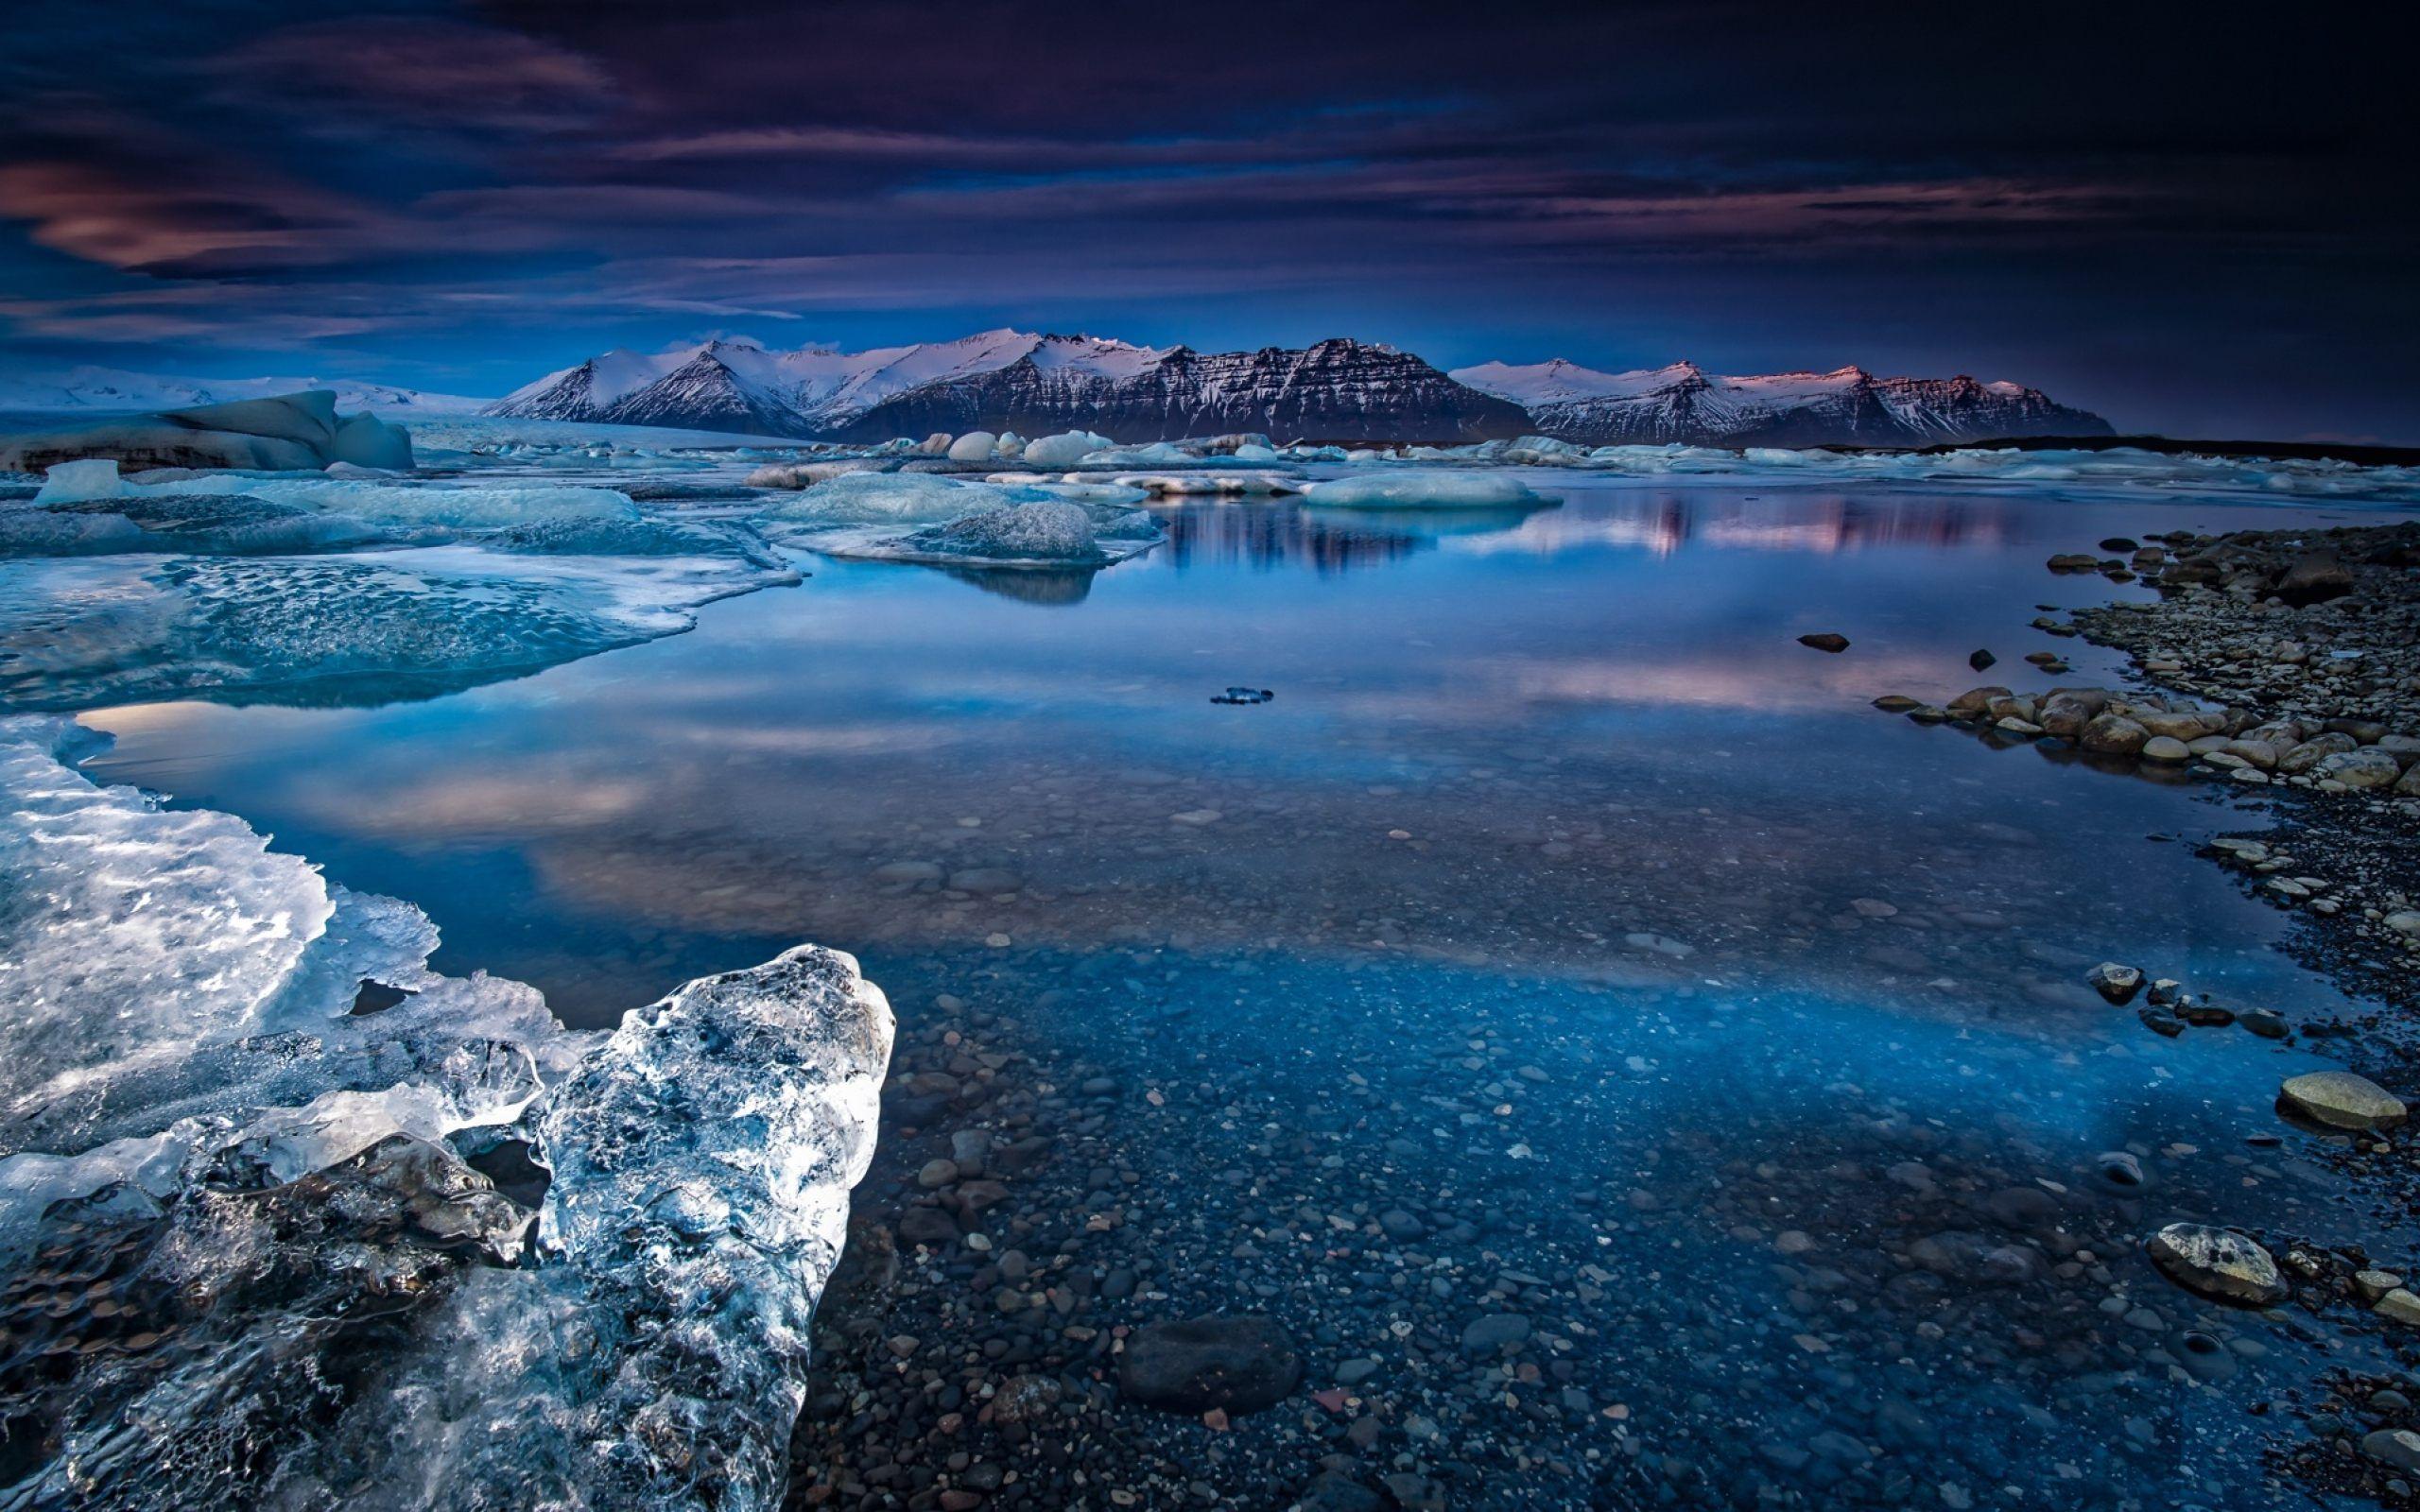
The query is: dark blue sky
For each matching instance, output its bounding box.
[2,1,2411,439]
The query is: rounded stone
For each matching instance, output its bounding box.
[2141,735,2192,763]
[2145,1223,2288,1306]
[2279,1070,2408,1131]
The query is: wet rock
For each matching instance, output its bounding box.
[2091,1151,2148,1193]
[2376,1289,2420,1326]
[2079,714,2151,756]
[1945,685,2010,718]
[1120,1315,1303,1415]
[2086,962,2145,1005]
[2367,1429,2420,1474]
[898,1207,961,1246]
[2317,748,2402,789]
[2275,550,2355,606]
[2145,1223,2289,1306]
[2279,1070,2408,1131]
[989,1372,1064,1425]
[1968,648,1997,672]
[1797,632,1850,653]
[2140,735,2192,763]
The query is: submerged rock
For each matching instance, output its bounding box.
[1120,1315,1303,1415]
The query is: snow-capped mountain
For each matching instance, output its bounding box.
[1450,359,2110,447]
[828,336,1530,443]
[487,331,2110,446]
[0,365,489,416]
[489,332,1528,442]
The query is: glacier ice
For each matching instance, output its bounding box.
[0,545,789,711]
[805,499,1161,570]
[0,717,893,1510]
[1019,430,1115,465]
[748,470,1013,527]
[946,430,1000,461]
[0,390,414,474]
[1302,472,1558,508]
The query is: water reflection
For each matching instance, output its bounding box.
[1150,498,1427,574]
[1137,488,2023,579]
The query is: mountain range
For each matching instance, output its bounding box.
[0,366,488,416]
[1450,358,2110,448]
[486,330,2110,448]
[0,335,2115,449]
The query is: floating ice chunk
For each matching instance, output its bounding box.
[1022,430,1115,465]
[746,459,884,490]
[804,497,1162,570]
[947,430,1001,461]
[1303,472,1557,508]
[0,544,791,710]
[996,430,1026,457]
[910,500,1096,559]
[33,457,126,504]
[755,470,1008,527]
[1082,440,1197,467]
[917,431,953,455]
[1231,442,1281,462]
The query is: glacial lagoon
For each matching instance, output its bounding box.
[8,429,2420,1508]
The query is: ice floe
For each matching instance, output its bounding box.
[1302,472,1558,508]
[752,471,1164,568]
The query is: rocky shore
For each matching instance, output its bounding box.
[1878,518,2420,1021]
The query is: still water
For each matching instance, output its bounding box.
[74,478,2411,1506]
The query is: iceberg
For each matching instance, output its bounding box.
[1302,472,1558,508]
[946,430,1000,461]
[0,390,413,474]
[752,470,1005,527]
[1020,430,1115,466]
[804,498,1162,570]
[0,717,893,1509]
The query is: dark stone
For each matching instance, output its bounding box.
[1459,1312,1533,1354]
[898,1206,961,1246]
[1797,633,1850,653]
[1296,1472,1387,1512]
[1968,648,1997,671]
[1119,1314,1302,1415]
[2274,550,2355,606]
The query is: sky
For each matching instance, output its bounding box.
[0,1,2412,440]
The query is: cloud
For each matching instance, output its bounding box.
[210,17,613,133]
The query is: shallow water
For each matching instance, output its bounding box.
[61,472,2415,1504]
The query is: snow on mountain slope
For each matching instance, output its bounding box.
[0,366,489,416]
[1451,358,2111,447]
[487,333,2106,446]
[827,336,1528,444]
